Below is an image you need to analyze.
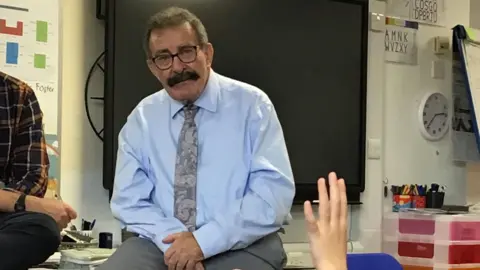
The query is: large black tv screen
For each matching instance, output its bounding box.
[104,0,368,203]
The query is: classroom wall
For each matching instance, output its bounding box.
[58,0,473,250]
[59,0,121,244]
[467,164,480,204]
[467,0,480,206]
[282,0,472,251]
[381,0,470,208]
[471,0,480,29]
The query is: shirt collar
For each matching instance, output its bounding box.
[170,69,219,118]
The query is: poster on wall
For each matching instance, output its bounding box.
[386,0,446,26]
[451,27,480,162]
[0,0,61,197]
[384,17,418,65]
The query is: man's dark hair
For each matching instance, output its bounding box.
[143,6,209,57]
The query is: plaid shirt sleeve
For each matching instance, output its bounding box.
[6,86,49,197]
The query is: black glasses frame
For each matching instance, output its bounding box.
[151,45,199,70]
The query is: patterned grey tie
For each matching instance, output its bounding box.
[174,103,198,232]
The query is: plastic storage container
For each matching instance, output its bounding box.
[383,212,480,241]
[383,236,480,264]
[398,256,480,270]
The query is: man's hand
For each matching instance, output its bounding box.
[304,172,348,270]
[163,232,204,270]
[26,196,78,229]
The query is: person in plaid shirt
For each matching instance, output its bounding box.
[0,71,77,269]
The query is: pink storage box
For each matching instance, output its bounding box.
[383,235,480,264]
[397,256,480,270]
[383,212,480,241]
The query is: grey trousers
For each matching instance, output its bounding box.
[98,233,286,270]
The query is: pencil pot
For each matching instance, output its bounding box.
[426,191,445,208]
[392,195,412,212]
[412,195,426,208]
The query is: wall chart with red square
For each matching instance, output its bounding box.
[0,0,61,196]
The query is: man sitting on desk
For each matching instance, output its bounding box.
[99,6,295,270]
[0,71,77,269]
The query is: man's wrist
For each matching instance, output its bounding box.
[0,189,21,212]
[191,234,205,260]
[320,262,347,270]
[25,195,42,212]
[192,220,230,259]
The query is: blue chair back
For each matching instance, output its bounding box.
[347,253,402,270]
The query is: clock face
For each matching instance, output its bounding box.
[421,92,449,140]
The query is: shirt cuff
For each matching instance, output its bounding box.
[126,222,188,254]
[153,226,189,253]
[193,219,231,259]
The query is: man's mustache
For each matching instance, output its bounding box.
[167,70,200,87]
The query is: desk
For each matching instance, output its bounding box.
[30,252,60,269]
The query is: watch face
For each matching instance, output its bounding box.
[423,93,449,138]
[15,204,25,212]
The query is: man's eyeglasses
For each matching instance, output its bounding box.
[151,45,199,70]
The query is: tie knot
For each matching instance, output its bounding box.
[183,103,197,121]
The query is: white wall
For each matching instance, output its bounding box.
[59,0,473,251]
[467,0,480,206]
[471,0,480,29]
[60,0,121,245]
[282,0,471,251]
[382,0,470,207]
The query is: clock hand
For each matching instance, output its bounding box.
[427,115,438,128]
[426,113,447,128]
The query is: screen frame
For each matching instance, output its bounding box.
[292,0,369,204]
[104,0,369,203]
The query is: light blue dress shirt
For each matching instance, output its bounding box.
[111,70,295,259]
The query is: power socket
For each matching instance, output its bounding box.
[431,60,445,79]
[367,138,382,160]
[433,36,449,55]
[370,12,385,32]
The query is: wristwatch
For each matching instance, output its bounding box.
[14,193,26,212]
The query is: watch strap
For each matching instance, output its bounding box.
[14,193,26,212]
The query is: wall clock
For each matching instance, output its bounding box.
[418,91,450,141]
[84,51,105,142]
